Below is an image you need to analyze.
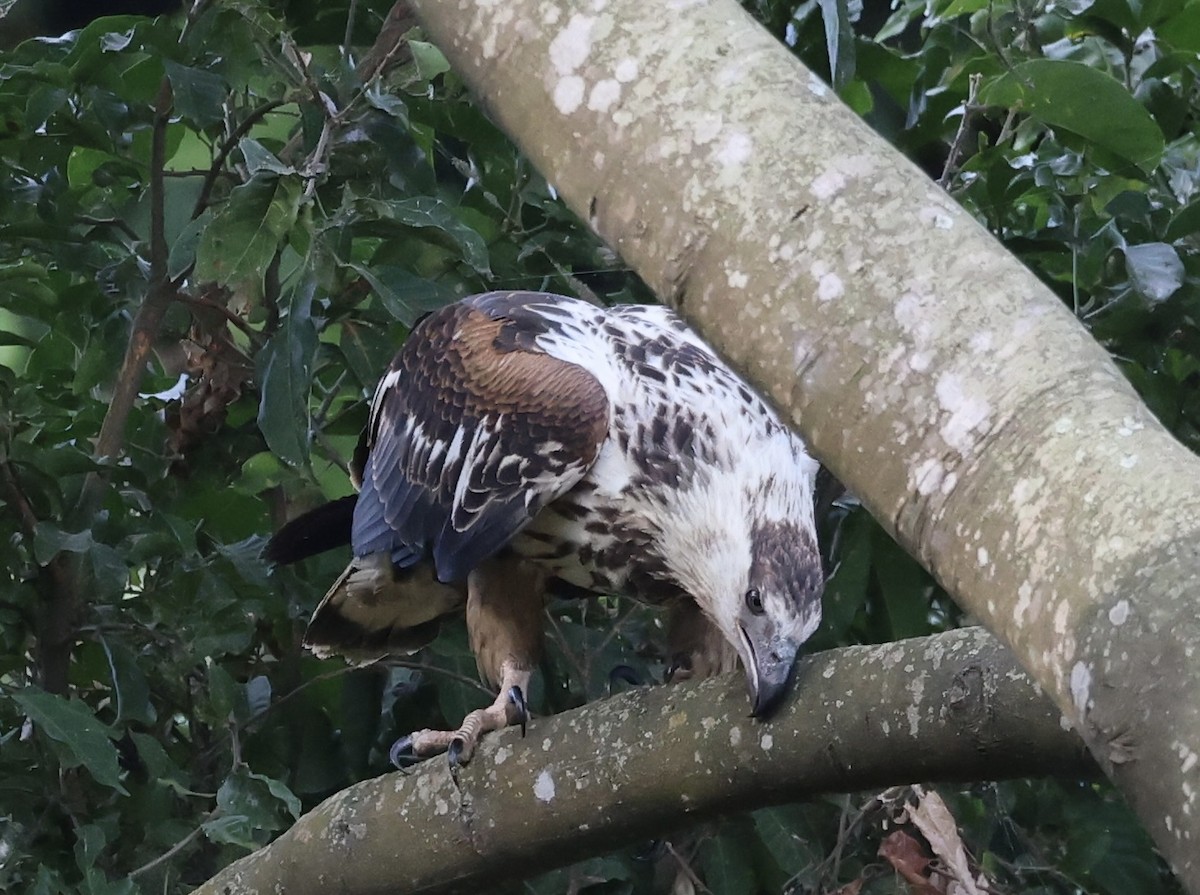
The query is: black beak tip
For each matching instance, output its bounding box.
[751,681,790,719]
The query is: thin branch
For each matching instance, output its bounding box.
[312,369,349,427]
[128,819,211,880]
[172,293,263,346]
[192,97,289,220]
[938,73,982,189]
[76,215,142,244]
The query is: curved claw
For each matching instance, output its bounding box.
[664,654,692,684]
[608,664,643,693]
[389,735,417,769]
[447,736,465,769]
[507,685,529,737]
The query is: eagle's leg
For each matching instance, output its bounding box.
[665,598,740,684]
[392,557,544,768]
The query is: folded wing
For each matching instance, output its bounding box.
[353,293,611,583]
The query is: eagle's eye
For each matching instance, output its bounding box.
[745,587,764,615]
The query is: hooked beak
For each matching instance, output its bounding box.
[737,626,801,718]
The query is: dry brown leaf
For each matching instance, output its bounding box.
[879,829,943,895]
[906,786,991,895]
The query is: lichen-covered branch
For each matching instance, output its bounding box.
[192,629,1089,895]
[405,1,1200,887]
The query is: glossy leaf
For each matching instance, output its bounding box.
[256,279,318,466]
[195,175,303,294]
[11,689,126,794]
[981,60,1165,170]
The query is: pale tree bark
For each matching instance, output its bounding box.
[193,629,1090,894]
[398,0,1200,887]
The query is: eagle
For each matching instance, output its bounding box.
[266,291,824,767]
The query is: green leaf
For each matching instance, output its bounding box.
[938,0,992,16]
[981,60,1164,170]
[1124,242,1184,302]
[195,175,303,295]
[812,508,873,647]
[239,138,295,176]
[1165,199,1200,241]
[12,689,127,794]
[168,210,210,280]
[1160,1,1200,51]
[753,805,823,874]
[817,0,856,90]
[32,522,93,563]
[203,768,300,849]
[409,40,452,81]
[100,639,156,726]
[338,318,398,387]
[164,59,228,128]
[698,828,759,895]
[873,532,934,639]
[88,541,129,602]
[256,279,318,466]
[362,196,491,275]
[349,263,456,326]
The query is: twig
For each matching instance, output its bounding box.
[192,97,289,220]
[76,215,142,244]
[939,73,982,189]
[172,293,262,345]
[313,369,349,427]
[664,841,709,893]
[390,659,494,696]
[127,815,212,879]
[312,429,352,477]
[995,107,1019,147]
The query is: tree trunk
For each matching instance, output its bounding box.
[406,0,1200,887]
[191,629,1089,894]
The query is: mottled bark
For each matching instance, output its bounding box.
[403,1,1200,887]
[192,629,1089,895]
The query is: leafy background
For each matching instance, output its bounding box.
[0,0,1195,892]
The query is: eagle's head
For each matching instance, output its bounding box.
[660,447,824,718]
[723,518,824,716]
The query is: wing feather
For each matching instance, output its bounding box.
[351,292,611,583]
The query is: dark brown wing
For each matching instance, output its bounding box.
[352,292,610,583]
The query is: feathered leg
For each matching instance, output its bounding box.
[392,557,544,768]
[664,598,740,684]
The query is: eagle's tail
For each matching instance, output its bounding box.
[263,496,356,565]
[304,554,466,661]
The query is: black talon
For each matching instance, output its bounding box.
[447,737,464,768]
[389,735,417,769]
[507,686,528,737]
[665,654,691,684]
[608,664,643,692]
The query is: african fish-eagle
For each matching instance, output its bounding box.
[266,291,824,766]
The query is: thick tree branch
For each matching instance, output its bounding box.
[192,629,1090,895]
[405,1,1200,886]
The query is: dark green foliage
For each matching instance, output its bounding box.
[0,0,1193,892]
